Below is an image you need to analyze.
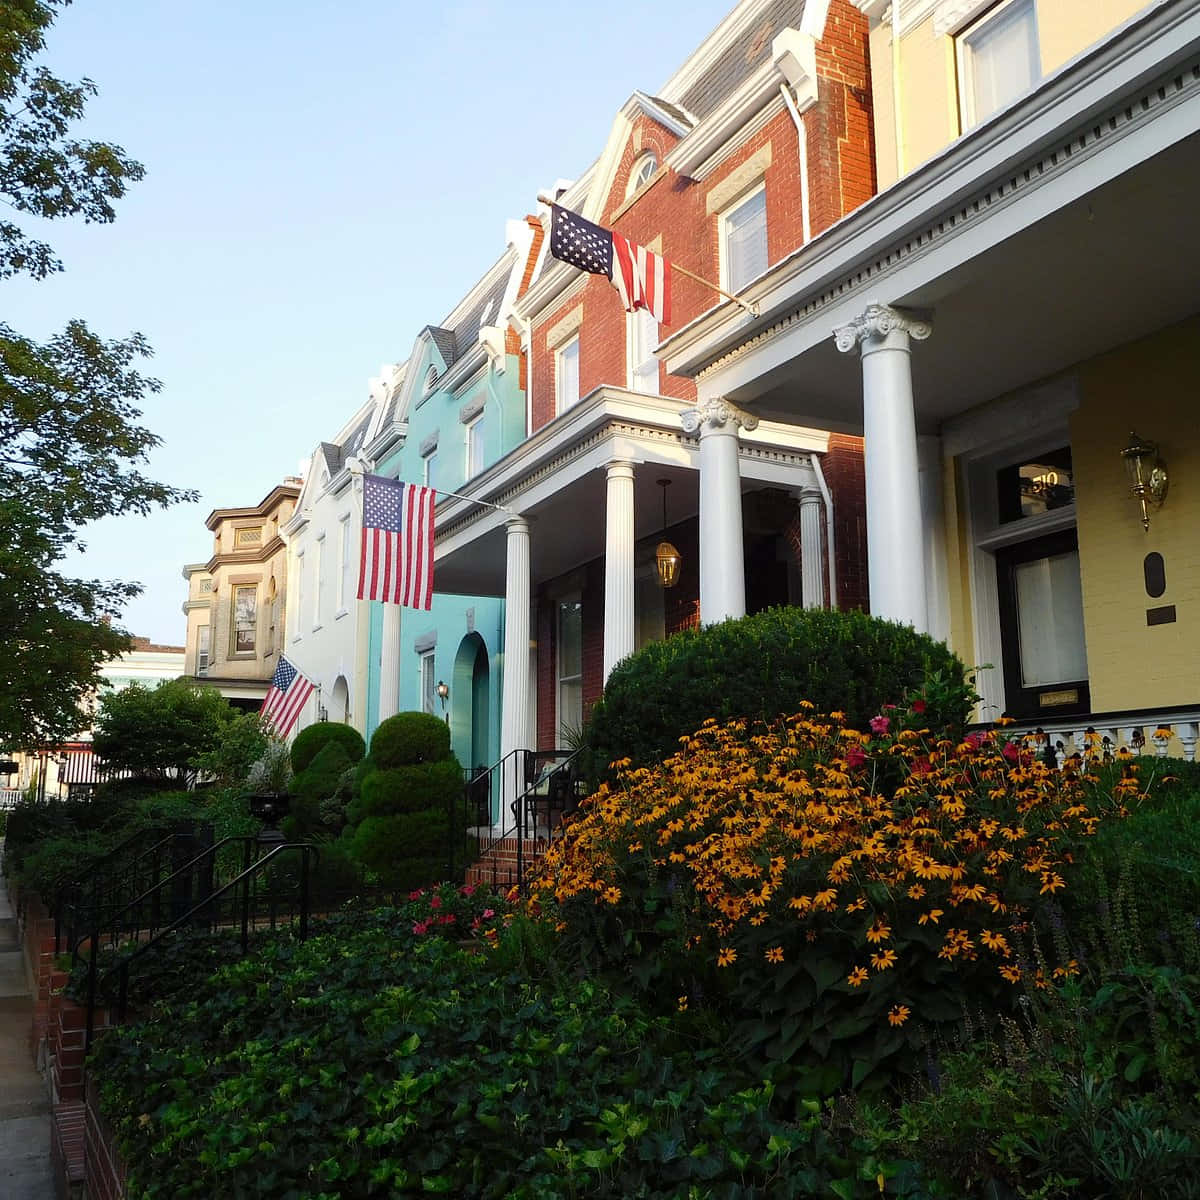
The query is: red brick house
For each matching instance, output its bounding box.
[434,0,876,772]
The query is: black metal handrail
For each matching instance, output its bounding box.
[83,840,320,1048]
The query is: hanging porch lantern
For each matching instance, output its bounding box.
[655,478,681,588]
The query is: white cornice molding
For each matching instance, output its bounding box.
[660,1,1200,377]
[658,0,778,103]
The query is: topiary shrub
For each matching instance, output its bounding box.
[583,607,975,777]
[369,711,451,768]
[289,721,366,773]
[344,711,470,889]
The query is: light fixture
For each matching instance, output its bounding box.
[1120,431,1168,531]
[655,478,681,589]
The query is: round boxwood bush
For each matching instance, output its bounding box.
[584,606,973,776]
[349,759,466,822]
[370,711,451,768]
[290,721,365,772]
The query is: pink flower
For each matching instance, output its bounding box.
[412,920,430,935]
[1002,741,1020,764]
[429,894,442,909]
[408,889,425,901]
[482,908,495,919]
[845,745,867,770]
[911,756,931,776]
[964,732,985,750]
[459,884,477,896]
[884,704,897,712]
[869,715,891,736]
[912,699,926,714]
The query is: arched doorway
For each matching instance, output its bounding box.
[451,633,491,773]
[329,675,350,723]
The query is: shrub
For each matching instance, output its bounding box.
[369,711,450,768]
[584,607,974,777]
[289,721,365,773]
[284,741,354,840]
[350,760,464,820]
[529,708,1144,1093]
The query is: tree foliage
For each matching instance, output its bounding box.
[0,1,196,748]
[91,679,239,784]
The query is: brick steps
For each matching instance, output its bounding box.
[463,838,547,891]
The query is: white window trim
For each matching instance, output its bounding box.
[626,308,660,394]
[955,0,1040,132]
[231,583,259,657]
[625,150,658,199]
[556,591,583,742]
[335,514,351,618]
[422,448,438,490]
[419,650,436,716]
[555,335,581,416]
[292,550,304,643]
[196,625,211,677]
[313,534,325,631]
[464,411,485,479]
[717,181,767,294]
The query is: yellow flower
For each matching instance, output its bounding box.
[870,949,898,971]
[601,886,622,905]
[765,946,784,963]
[887,1004,910,1027]
[865,920,892,944]
[999,964,1022,984]
[979,929,1009,954]
[917,909,944,926]
[717,947,737,967]
[907,883,926,900]
[677,995,688,1012]
[848,966,869,988]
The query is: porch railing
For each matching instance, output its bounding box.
[1006,706,1199,765]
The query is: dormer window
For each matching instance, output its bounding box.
[424,364,440,393]
[626,151,658,198]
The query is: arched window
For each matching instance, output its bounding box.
[625,151,657,198]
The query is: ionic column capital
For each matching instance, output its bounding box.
[834,303,933,354]
[681,396,759,437]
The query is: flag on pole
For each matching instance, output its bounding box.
[549,204,672,325]
[261,655,315,737]
[358,474,436,609]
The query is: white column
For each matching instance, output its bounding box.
[500,516,531,759]
[798,484,825,609]
[603,460,636,681]
[378,605,401,720]
[682,397,758,624]
[834,303,932,631]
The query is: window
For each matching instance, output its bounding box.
[337,515,352,612]
[465,410,486,479]
[625,151,657,198]
[957,0,1040,129]
[423,448,438,493]
[556,336,580,413]
[196,625,210,676]
[313,535,324,628]
[420,651,436,715]
[627,308,659,394]
[294,552,305,638]
[720,186,768,294]
[234,526,263,548]
[556,595,583,742]
[996,446,1074,523]
[232,585,257,654]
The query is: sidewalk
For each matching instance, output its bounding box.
[0,846,55,1199]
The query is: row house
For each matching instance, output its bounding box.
[657,0,1200,760]
[433,0,878,777]
[181,481,300,712]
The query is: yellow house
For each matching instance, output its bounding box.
[182,481,302,712]
[660,0,1200,761]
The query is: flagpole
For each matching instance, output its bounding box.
[431,487,516,517]
[536,193,760,318]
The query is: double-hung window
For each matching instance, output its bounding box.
[420,651,436,715]
[423,449,438,493]
[465,410,486,479]
[337,515,351,613]
[957,0,1040,129]
[556,336,580,414]
[720,185,768,295]
[232,585,257,654]
[196,625,210,676]
[556,595,583,742]
[627,308,659,394]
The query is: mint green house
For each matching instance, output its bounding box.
[360,234,534,782]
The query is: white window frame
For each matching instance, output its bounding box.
[626,308,659,394]
[419,650,436,716]
[313,534,325,630]
[231,584,258,656]
[293,550,305,641]
[625,150,658,198]
[718,182,768,295]
[423,448,438,491]
[196,625,210,676]
[336,514,351,616]
[465,410,486,479]
[556,592,583,743]
[555,335,581,415]
[955,0,1040,131]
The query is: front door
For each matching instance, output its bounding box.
[995,529,1090,719]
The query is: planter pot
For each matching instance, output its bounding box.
[248,792,289,843]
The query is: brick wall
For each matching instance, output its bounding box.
[528,0,872,435]
[84,1074,127,1200]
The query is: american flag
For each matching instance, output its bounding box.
[358,474,436,609]
[550,204,672,325]
[261,656,314,737]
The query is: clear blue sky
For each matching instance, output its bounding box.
[12,0,736,646]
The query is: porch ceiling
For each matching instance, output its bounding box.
[734,132,1200,433]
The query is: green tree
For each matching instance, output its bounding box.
[91,680,239,785]
[0,1,196,749]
